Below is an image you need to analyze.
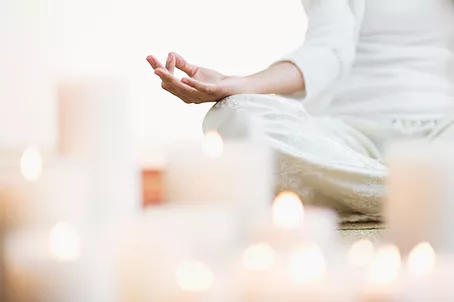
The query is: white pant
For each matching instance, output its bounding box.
[203,94,454,222]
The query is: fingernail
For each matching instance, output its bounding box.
[167,53,172,62]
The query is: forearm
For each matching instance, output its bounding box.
[240,62,306,96]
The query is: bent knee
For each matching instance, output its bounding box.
[202,94,267,138]
[203,93,305,140]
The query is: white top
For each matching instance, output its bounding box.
[280,0,454,118]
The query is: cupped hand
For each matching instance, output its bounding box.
[147,53,247,104]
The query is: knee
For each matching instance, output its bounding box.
[202,94,263,139]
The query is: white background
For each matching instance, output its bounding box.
[0,0,307,150]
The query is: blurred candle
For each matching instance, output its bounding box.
[165,132,274,235]
[58,76,141,219]
[242,243,276,271]
[407,242,436,277]
[288,244,326,284]
[237,242,277,302]
[4,222,116,302]
[175,261,214,292]
[20,146,43,182]
[255,191,338,253]
[399,242,439,302]
[202,131,224,158]
[272,191,304,229]
[282,243,331,302]
[386,142,454,254]
[0,159,91,231]
[348,239,375,268]
[48,222,81,263]
[116,205,238,302]
[362,244,402,302]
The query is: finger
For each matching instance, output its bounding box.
[146,55,165,70]
[155,68,203,102]
[162,81,202,104]
[165,53,176,74]
[181,77,218,95]
[172,52,198,77]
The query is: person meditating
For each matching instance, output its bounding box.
[147,0,454,221]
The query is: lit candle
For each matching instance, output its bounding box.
[0,156,90,230]
[236,192,338,302]
[164,131,274,233]
[19,145,43,182]
[348,239,375,268]
[407,242,436,277]
[254,191,338,253]
[116,205,238,302]
[400,242,440,302]
[4,222,116,302]
[361,244,402,302]
[236,242,277,302]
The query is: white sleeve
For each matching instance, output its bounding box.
[278,0,365,101]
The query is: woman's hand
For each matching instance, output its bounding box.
[147,53,248,104]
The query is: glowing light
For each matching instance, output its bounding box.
[20,146,43,181]
[348,239,375,267]
[272,191,304,229]
[49,222,81,262]
[202,131,224,158]
[288,244,326,284]
[242,243,276,271]
[407,242,436,277]
[176,261,214,292]
[367,245,401,285]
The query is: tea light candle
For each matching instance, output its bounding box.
[399,242,454,302]
[385,142,454,255]
[348,239,376,269]
[360,244,402,302]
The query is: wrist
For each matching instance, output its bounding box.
[232,75,259,94]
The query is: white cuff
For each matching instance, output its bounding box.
[279,45,340,101]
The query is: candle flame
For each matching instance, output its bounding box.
[242,243,276,271]
[176,261,214,292]
[20,146,43,181]
[407,242,436,277]
[202,131,224,158]
[367,244,401,285]
[288,243,326,284]
[348,239,375,267]
[49,222,81,262]
[272,191,304,229]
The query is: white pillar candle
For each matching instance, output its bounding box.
[399,243,454,302]
[57,76,141,218]
[4,224,116,302]
[359,244,403,302]
[0,153,90,230]
[385,141,454,254]
[234,193,340,302]
[165,132,273,209]
[115,205,238,302]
